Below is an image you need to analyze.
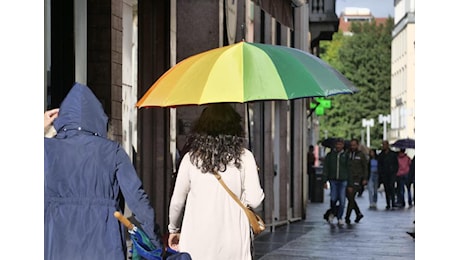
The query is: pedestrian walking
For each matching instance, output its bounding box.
[44,83,162,260]
[377,140,399,210]
[345,139,368,224]
[409,156,415,205]
[367,149,379,208]
[168,103,265,260]
[323,138,349,225]
[395,149,412,208]
[307,145,316,201]
[356,144,369,197]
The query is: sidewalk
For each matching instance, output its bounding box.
[254,187,415,259]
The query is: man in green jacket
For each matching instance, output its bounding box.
[323,138,349,225]
[345,138,368,224]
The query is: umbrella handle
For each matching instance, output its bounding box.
[114,211,134,230]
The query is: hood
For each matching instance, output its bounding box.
[53,82,108,137]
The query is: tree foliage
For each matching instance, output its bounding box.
[318,18,394,148]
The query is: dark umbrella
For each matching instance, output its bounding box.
[321,137,350,149]
[391,138,415,149]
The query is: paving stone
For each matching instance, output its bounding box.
[254,188,415,259]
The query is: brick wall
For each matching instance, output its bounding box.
[87,0,123,144]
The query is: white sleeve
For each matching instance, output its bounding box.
[241,149,265,209]
[168,153,191,233]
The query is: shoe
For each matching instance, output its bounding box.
[406,231,415,239]
[328,214,334,223]
[394,202,405,208]
[355,214,364,223]
[345,218,351,224]
[338,219,345,225]
[386,205,390,210]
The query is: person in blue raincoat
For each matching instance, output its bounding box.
[44,83,161,260]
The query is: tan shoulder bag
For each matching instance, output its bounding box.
[214,171,265,236]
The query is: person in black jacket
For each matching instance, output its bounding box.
[377,140,399,210]
[408,156,415,206]
[307,145,316,201]
[345,139,368,224]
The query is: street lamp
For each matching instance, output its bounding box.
[362,118,374,148]
[378,114,391,140]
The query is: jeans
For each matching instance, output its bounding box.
[396,174,412,206]
[329,180,348,220]
[367,172,379,205]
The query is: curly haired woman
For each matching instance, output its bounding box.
[167,103,265,260]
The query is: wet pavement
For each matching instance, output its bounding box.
[254,187,415,259]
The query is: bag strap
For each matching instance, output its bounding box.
[213,171,248,210]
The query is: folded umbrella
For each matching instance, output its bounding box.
[114,212,192,260]
[114,211,163,260]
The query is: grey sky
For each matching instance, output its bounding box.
[335,0,394,18]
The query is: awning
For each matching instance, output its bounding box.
[254,0,297,29]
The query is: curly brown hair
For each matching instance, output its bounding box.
[184,103,245,173]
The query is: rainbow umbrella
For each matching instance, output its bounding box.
[136,41,357,108]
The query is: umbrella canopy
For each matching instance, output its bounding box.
[321,137,350,150]
[137,41,358,108]
[391,138,415,149]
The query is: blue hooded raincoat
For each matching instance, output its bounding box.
[44,83,161,260]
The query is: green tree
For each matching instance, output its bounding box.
[319,32,345,71]
[318,18,393,148]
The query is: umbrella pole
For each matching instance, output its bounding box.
[246,103,252,151]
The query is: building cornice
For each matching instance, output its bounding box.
[392,12,415,38]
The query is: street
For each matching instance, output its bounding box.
[254,187,415,259]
